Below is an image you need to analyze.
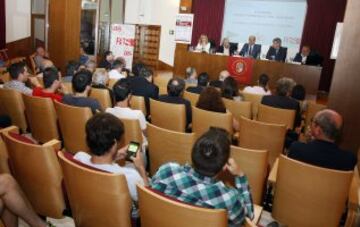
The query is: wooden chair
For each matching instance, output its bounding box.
[346,166,360,227]
[153,74,171,96]
[257,104,296,129]
[223,98,252,120]
[137,184,227,227]
[183,91,199,106]
[0,89,27,132]
[108,78,118,89]
[89,88,112,109]
[220,146,268,205]
[272,155,353,227]
[0,126,19,174]
[304,101,326,128]
[238,117,286,168]
[22,94,60,143]
[8,57,26,64]
[147,123,196,175]
[150,99,186,132]
[2,129,65,218]
[29,53,38,75]
[130,95,147,116]
[58,151,132,227]
[54,101,92,154]
[119,118,143,145]
[192,106,233,138]
[62,82,73,94]
[241,92,264,119]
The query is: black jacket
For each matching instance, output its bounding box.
[129,76,159,115]
[266,46,287,62]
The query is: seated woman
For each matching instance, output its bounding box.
[197,87,240,131]
[221,77,243,101]
[217,38,235,56]
[195,34,211,53]
[74,113,149,201]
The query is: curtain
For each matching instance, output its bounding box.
[191,0,226,47]
[0,0,5,49]
[301,0,347,91]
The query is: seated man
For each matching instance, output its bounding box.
[261,77,301,128]
[34,46,49,69]
[266,37,287,62]
[209,70,230,88]
[62,70,102,113]
[186,72,209,94]
[288,109,357,171]
[151,128,254,226]
[243,74,271,95]
[74,113,149,201]
[32,67,65,102]
[0,174,49,227]
[108,60,126,80]
[239,35,261,59]
[158,78,192,127]
[4,62,40,95]
[129,67,159,115]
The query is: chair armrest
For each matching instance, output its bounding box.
[243,218,257,227]
[268,158,279,184]
[252,204,263,224]
[43,139,62,150]
[348,167,360,210]
[0,126,19,135]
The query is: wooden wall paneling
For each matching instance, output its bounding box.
[5,38,33,59]
[328,0,360,153]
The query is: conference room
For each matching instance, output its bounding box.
[0,0,359,226]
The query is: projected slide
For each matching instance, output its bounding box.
[222,0,307,59]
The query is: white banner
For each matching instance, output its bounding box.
[175,14,194,44]
[110,24,136,69]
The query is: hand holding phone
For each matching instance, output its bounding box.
[126,141,140,161]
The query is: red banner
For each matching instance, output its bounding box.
[227,57,255,85]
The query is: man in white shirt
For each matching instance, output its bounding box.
[108,60,126,80]
[243,74,271,95]
[74,113,149,201]
[293,45,311,64]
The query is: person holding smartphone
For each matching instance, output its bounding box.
[73,113,149,201]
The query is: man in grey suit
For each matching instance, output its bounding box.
[239,35,262,59]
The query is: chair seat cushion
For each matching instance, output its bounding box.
[8,132,36,144]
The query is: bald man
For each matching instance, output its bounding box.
[239,35,261,59]
[288,109,357,171]
[209,70,230,88]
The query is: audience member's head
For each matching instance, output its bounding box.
[258,74,270,91]
[40,59,54,70]
[276,77,296,96]
[192,127,231,177]
[311,109,343,142]
[72,70,93,94]
[92,69,109,86]
[291,84,306,101]
[66,60,81,77]
[8,62,29,82]
[115,57,126,68]
[167,77,185,97]
[219,70,230,81]
[197,87,226,113]
[122,68,130,77]
[111,60,125,72]
[85,60,96,73]
[103,51,114,62]
[139,67,153,82]
[43,67,60,89]
[113,79,131,104]
[36,46,46,57]
[86,113,124,157]
[221,76,239,100]
[197,72,209,87]
[248,35,256,45]
[185,67,197,80]
[132,63,145,77]
[272,37,282,49]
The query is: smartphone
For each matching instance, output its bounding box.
[126,141,140,161]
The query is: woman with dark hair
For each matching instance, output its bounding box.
[196,87,226,113]
[221,77,243,101]
[291,84,307,112]
[98,51,114,70]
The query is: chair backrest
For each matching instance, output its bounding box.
[304,101,326,128]
[220,146,268,205]
[62,82,73,94]
[0,88,27,132]
[119,118,143,145]
[153,75,171,96]
[0,126,18,174]
[238,117,286,168]
[272,155,353,227]
[183,91,199,106]
[108,78,118,89]
[192,106,233,138]
[22,94,59,143]
[222,98,252,120]
[58,151,132,227]
[3,132,65,218]
[150,99,186,132]
[257,104,296,129]
[29,53,38,74]
[242,92,264,119]
[147,123,196,175]
[54,101,92,153]
[130,95,147,116]
[89,88,112,109]
[137,184,228,227]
